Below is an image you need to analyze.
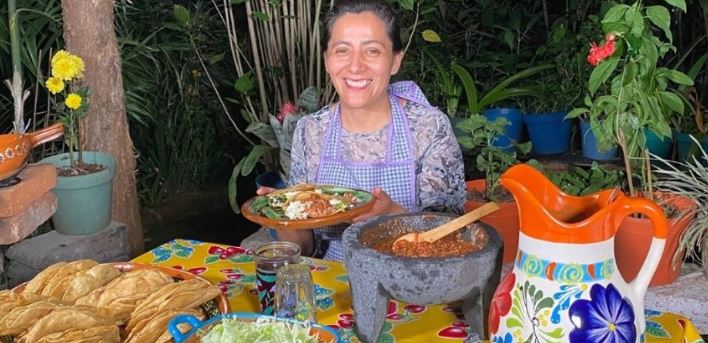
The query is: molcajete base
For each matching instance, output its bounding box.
[342,213,503,343]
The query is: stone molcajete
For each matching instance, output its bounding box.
[342,213,503,342]
[490,164,668,343]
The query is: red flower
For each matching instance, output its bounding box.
[277,102,298,123]
[587,33,617,66]
[489,272,516,334]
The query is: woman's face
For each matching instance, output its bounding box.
[324,12,403,112]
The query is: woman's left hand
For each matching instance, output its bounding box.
[353,187,406,222]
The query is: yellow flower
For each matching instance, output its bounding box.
[45,77,65,94]
[65,93,82,110]
[51,50,84,81]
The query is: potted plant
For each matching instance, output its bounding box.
[39,50,117,236]
[652,139,707,277]
[227,86,320,213]
[457,114,531,262]
[526,159,625,196]
[567,0,696,285]
[521,22,592,155]
[451,62,553,151]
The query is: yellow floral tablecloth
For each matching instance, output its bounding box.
[132,239,705,343]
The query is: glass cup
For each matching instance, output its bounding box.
[275,263,317,323]
[254,241,301,315]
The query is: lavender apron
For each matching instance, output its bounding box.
[315,81,431,261]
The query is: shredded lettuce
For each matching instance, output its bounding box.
[200,317,321,343]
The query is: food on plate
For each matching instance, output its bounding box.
[124,308,203,343]
[17,305,117,343]
[375,227,489,258]
[1,260,225,343]
[200,317,324,343]
[34,325,121,343]
[75,268,174,322]
[61,263,122,303]
[0,300,61,336]
[250,184,371,220]
[126,278,221,333]
[22,262,67,294]
[0,291,45,318]
[40,259,99,298]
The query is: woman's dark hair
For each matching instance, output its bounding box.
[322,0,403,53]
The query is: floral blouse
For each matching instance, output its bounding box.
[288,102,465,214]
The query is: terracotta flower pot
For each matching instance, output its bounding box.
[464,179,519,263]
[615,193,696,286]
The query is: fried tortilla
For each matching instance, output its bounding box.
[23,262,67,294]
[0,292,46,319]
[126,279,221,333]
[124,308,203,343]
[34,325,120,343]
[74,268,174,322]
[18,306,115,343]
[61,264,122,304]
[40,259,99,298]
[0,300,61,336]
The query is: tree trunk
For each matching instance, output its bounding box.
[61,0,144,256]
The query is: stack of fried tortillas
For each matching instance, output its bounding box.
[0,259,222,343]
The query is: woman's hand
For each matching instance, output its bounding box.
[256,186,277,195]
[353,187,406,222]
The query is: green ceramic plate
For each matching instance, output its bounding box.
[241,185,374,230]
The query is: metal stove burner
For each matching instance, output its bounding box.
[0,176,21,188]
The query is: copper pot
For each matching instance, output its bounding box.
[0,123,63,181]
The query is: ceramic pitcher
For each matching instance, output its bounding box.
[489,164,667,343]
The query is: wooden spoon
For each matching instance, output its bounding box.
[392,202,500,248]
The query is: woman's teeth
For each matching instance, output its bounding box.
[345,79,371,88]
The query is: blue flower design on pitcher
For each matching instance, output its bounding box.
[569,284,636,343]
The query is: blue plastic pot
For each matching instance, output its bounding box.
[523,112,572,155]
[40,151,116,235]
[676,133,708,163]
[483,108,523,151]
[644,129,672,159]
[580,119,618,160]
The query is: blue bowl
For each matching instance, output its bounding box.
[169,312,342,343]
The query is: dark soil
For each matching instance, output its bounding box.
[56,163,105,176]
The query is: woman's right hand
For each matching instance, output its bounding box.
[256,186,277,195]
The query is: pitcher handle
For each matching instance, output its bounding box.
[613,198,668,299]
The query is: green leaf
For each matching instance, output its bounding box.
[588,57,620,95]
[251,11,269,21]
[664,0,686,12]
[297,86,320,113]
[241,145,271,176]
[658,91,684,114]
[234,73,254,94]
[397,0,414,10]
[629,7,645,37]
[451,62,479,114]
[506,318,523,328]
[602,4,629,22]
[665,70,694,86]
[173,5,190,25]
[646,6,672,41]
[245,122,279,148]
[228,158,245,213]
[566,108,589,119]
[421,29,442,43]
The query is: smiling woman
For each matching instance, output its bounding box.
[255,0,466,262]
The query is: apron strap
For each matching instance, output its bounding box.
[388,81,432,108]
